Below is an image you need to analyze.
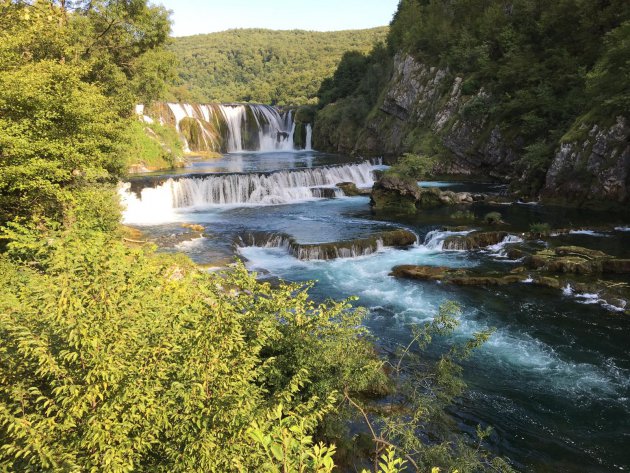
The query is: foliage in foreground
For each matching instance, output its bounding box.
[0,223,514,472]
[0,226,386,472]
[0,0,175,227]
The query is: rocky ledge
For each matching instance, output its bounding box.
[237,229,417,261]
[442,231,510,250]
[392,244,630,313]
[336,181,372,196]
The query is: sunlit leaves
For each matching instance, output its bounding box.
[0,230,384,471]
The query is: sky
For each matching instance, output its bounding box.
[157,0,400,37]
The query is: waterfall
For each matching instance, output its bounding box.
[305,124,312,151]
[236,229,415,261]
[160,102,307,153]
[421,229,473,251]
[167,103,192,152]
[250,105,296,152]
[219,105,247,152]
[120,162,376,224]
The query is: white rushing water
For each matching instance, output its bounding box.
[305,124,313,151]
[164,102,302,153]
[422,229,474,251]
[120,162,376,224]
[238,243,629,400]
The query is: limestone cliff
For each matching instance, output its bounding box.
[314,53,629,206]
[543,117,630,205]
[315,54,521,178]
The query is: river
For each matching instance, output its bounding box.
[121,150,630,472]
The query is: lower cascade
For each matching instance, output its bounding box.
[120,162,376,224]
[237,229,418,261]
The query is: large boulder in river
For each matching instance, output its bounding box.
[371,175,422,213]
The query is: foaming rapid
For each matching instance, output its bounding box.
[120,162,376,224]
[238,243,629,401]
[422,229,474,251]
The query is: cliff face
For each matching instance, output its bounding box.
[543,117,630,205]
[314,53,629,205]
[316,54,521,178]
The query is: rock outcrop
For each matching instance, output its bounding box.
[370,175,479,213]
[314,53,629,206]
[391,243,630,313]
[442,231,509,251]
[542,117,630,205]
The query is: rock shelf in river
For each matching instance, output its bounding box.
[392,244,630,313]
[237,229,417,261]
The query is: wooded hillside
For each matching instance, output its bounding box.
[169,27,388,105]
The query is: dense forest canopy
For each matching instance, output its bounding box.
[168,27,388,105]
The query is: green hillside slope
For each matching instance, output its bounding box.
[168,27,388,105]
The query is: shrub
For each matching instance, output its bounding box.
[0,229,386,471]
[450,210,476,221]
[385,153,436,181]
[483,212,503,225]
[529,222,551,236]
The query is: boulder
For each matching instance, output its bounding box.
[336,181,361,196]
[371,175,422,213]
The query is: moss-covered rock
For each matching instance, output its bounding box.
[602,259,630,274]
[442,231,508,250]
[336,182,361,196]
[524,246,630,275]
[371,175,422,213]
[390,265,451,280]
[390,265,527,285]
[370,175,477,213]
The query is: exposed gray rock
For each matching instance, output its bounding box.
[543,116,630,204]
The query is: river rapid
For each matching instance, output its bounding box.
[121,151,630,472]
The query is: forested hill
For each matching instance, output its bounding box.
[314,0,630,206]
[168,27,388,105]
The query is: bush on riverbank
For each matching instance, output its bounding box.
[0,226,387,471]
